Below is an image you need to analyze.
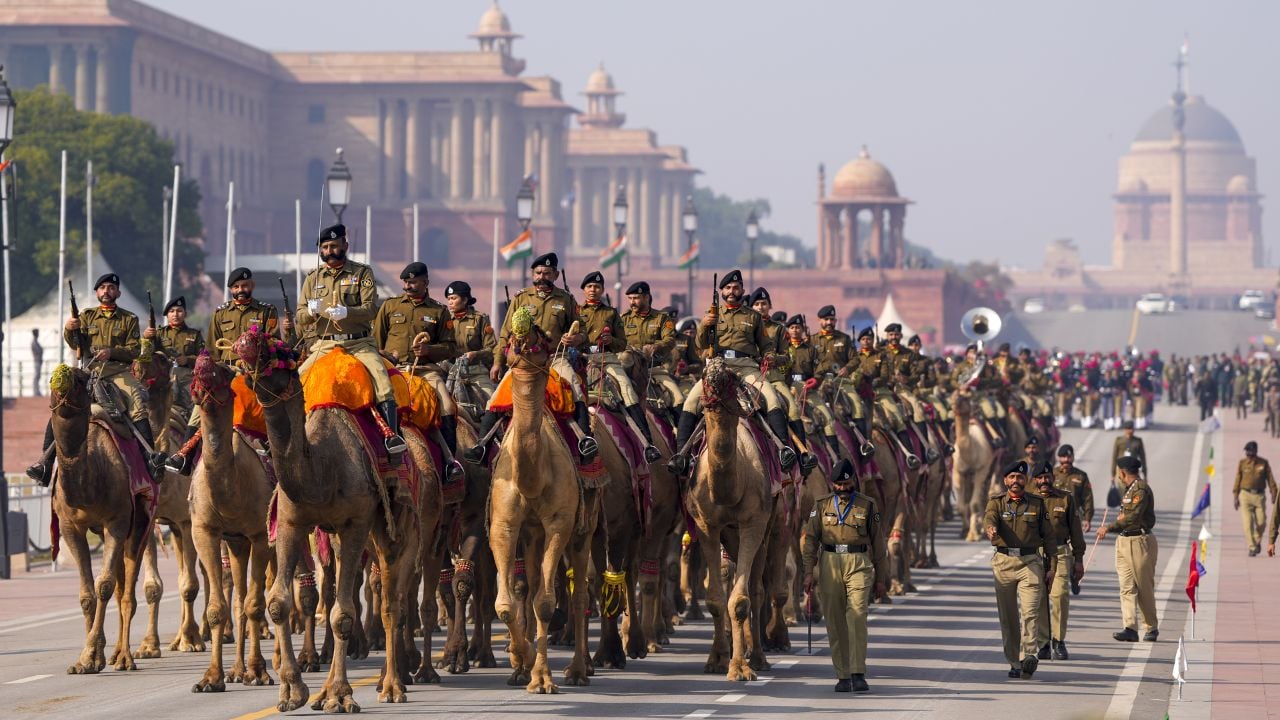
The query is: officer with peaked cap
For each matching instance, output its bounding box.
[1097,455,1158,642]
[1053,444,1094,532]
[443,280,498,398]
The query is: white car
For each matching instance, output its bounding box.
[1240,290,1266,311]
[1135,293,1169,315]
[1022,298,1045,314]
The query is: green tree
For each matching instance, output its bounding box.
[5,88,202,315]
[689,187,814,270]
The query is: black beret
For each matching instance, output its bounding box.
[163,296,186,314]
[1245,441,1258,452]
[226,267,252,287]
[445,280,473,298]
[817,304,836,319]
[831,458,855,485]
[857,327,875,341]
[678,319,697,333]
[1122,420,1134,430]
[771,311,787,323]
[884,322,902,333]
[997,342,1011,352]
[1002,460,1029,477]
[531,252,559,269]
[581,270,605,289]
[318,223,346,244]
[719,269,743,288]
[749,287,771,305]
[786,314,805,327]
[93,273,120,289]
[400,262,428,280]
[626,281,651,296]
[1116,456,1142,473]
[1025,436,1038,447]
[1056,444,1074,457]
[907,334,921,346]
[1033,460,1054,478]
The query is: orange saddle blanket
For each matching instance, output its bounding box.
[301,346,439,430]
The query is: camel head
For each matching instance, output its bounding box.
[189,351,235,409]
[504,305,551,370]
[232,323,299,394]
[132,350,173,391]
[48,363,91,419]
[699,357,746,415]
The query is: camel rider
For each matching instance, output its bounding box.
[621,281,683,413]
[442,280,497,400]
[151,295,204,413]
[904,335,948,457]
[166,267,290,475]
[463,252,597,465]
[1019,348,1053,419]
[785,314,838,451]
[670,318,703,395]
[579,271,660,463]
[873,323,920,457]
[373,262,465,478]
[296,223,406,460]
[751,288,817,469]
[951,343,1006,447]
[668,269,804,475]
[27,273,166,485]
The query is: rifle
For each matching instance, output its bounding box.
[140,291,156,362]
[67,280,89,363]
[147,291,157,334]
[278,277,293,341]
[709,273,720,356]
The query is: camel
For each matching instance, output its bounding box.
[234,329,417,712]
[391,422,443,686]
[184,354,278,692]
[863,424,913,597]
[952,392,999,542]
[684,358,775,682]
[487,311,598,693]
[46,365,152,674]
[633,412,682,656]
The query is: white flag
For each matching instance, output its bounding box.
[1172,637,1188,684]
[1198,525,1212,542]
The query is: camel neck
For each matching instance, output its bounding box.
[507,364,550,498]
[259,377,328,505]
[703,408,740,505]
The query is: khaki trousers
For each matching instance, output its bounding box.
[1239,489,1266,551]
[1036,546,1072,644]
[98,364,148,423]
[588,353,640,406]
[460,364,496,397]
[300,337,395,403]
[876,392,906,431]
[817,550,874,677]
[991,551,1044,665]
[1115,534,1159,633]
[681,357,781,414]
[771,380,800,421]
[650,367,684,409]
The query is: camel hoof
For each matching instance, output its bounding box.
[727,665,757,682]
[476,651,497,669]
[704,662,728,675]
[875,595,893,605]
[904,582,919,593]
[135,642,162,659]
[192,678,226,693]
[113,653,138,672]
[414,666,441,684]
[67,662,100,675]
[242,667,275,686]
[378,685,407,704]
[297,651,321,673]
[562,672,587,688]
[506,669,530,686]
[670,615,685,627]
[646,641,663,654]
[626,644,648,660]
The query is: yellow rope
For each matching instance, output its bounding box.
[601,570,627,618]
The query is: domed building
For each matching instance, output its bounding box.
[816,146,913,269]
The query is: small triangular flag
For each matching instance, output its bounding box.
[1198,525,1212,542]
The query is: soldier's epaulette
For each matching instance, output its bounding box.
[216,300,233,311]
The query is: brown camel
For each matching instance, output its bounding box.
[391,424,442,687]
[185,354,277,692]
[952,392,998,542]
[684,358,774,682]
[47,365,151,674]
[487,314,597,693]
[865,425,913,596]
[632,411,681,656]
[235,330,416,712]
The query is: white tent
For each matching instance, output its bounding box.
[876,293,916,339]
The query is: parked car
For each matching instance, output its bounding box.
[1135,293,1170,315]
[1255,305,1275,320]
[1022,298,1046,314]
[1240,290,1266,311]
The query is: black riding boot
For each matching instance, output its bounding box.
[25,420,56,486]
[376,400,408,463]
[574,401,599,463]
[667,410,699,475]
[135,419,169,476]
[626,403,661,463]
[462,411,501,465]
[855,418,875,456]
[766,408,797,471]
[789,420,818,472]
[439,414,459,455]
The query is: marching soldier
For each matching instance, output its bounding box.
[1053,444,1095,532]
[150,296,204,412]
[1023,437,1042,468]
[1096,455,1159,642]
[1032,461,1085,661]
[621,281,682,412]
[443,280,497,399]
[296,223,406,460]
[984,460,1057,679]
[1233,441,1277,557]
[801,458,887,692]
[1111,420,1148,482]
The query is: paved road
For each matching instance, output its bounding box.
[1004,309,1275,355]
[1,405,1214,719]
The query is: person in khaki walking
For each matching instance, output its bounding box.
[1234,441,1277,556]
[984,460,1058,679]
[801,458,887,693]
[1031,461,1085,661]
[1096,455,1159,642]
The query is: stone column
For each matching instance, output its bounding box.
[450,100,465,199]
[870,206,884,267]
[828,209,845,268]
[890,206,906,268]
[94,45,110,113]
[572,170,585,250]
[841,206,855,270]
[658,179,671,261]
[607,167,619,242]
[671,184,683,259]
[473,99,488,199]
[49,44,63,93]
[382,100,397,200]
[73,44,91,110]
[539,127,553,215]
[405,99,421,199]
[490,102,505,200]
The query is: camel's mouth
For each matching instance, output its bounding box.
[191,351,232,406]
[700,357,740,411]
[232,325,297,377]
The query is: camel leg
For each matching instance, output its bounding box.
[346,566,370,661]
[240,535,274,686]
[558,532,592,690]
[266,521,309,712]
[112,531,142,671]
[64,525,108,675]
[225,539,251,683]
[191,519,230,693]
[695,531,729,675]
[311,530,363,714]
[623,553,648,660]
[294,538,322,673]
[472,552,498,668]
[169,522,205,652]
[726,529,763,682]
[318,551,336,664]
[681,539,704,621]
[374,541,408,704]
[366,564,386,652]
[415,543,443,682]
[490,512,532,686]
[136,531,164,658]
[591,520,628,670]
[761,524,791,655]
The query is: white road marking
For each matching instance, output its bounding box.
[772,659,797,668]
[683,710,716,719]
[714,693,745,703]
[0,594,179,635]
[746,675,774,686]
[5,674,52,684]
[916,584,934,591]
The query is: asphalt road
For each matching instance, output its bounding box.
[0,405,1208,719]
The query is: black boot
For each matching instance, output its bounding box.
[463,411,501,465]
[896,429,921,470]
[376,400,408,462]
[667,410,698,475]
[439,415,459,455]
[26,421,56,486]
[574,401,598,464]
[626,404,661,463]
[766,408,797,471]
[855,418,875,456]
[851,673,870,692]
[1037,642,1051,660]
[1052,639,1069,660]
[134,418,170,476]
[165,426,201,475]
[790,420,818,472]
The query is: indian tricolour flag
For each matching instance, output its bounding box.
[677,240,700,269]
[600,234,627,268]
[500,229,533,266]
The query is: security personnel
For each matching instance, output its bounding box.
[669,269,799,474]
[875,324,917,453]
[621,281,681,411]
[152,295,204,412]
[1031,461,1085,661]
[801,458,887,693]
[1233,441,1277,556]
[1096,455,1158,642]
[297,223,406,459]
[1111,420,1147,482]
[443,280,497,399]
[785,314,837,449]
[26,273,165,484]
[1053,444,1095,532]
[669,318,703,394]
[465,252,596,464]
[579,271,659,462]
[812,305,854,377]
[983,460,1057,679]
[1023,437,1042,468]
[848,326,881,451]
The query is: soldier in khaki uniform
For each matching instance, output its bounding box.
[1096,455,1158,642]
[876,323,918,449]
[152,296,204,412]
[296,223,405,458]
[1053,444,1095,532]
[984,460,1058,679]
[579,271,658,462]
[464,252,597,464]
[1111,420,1148,482]
[621,281,681,412]
[443,280,497,400]
[1233,441,1277,556]
[27,273,164,484]
[1031,461,1085,661]
[785,314,839,449]
[801,458,887,692]
[669,319,702,396]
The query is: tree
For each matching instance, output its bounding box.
[5,88,202,315]
[689,187,813,269]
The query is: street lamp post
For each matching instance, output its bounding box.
[516,177,535,287]
[682,195,698,316]
[612,185,628,305]
[745,207,760,289]
[0,66,16,579]
[326,148,352,223]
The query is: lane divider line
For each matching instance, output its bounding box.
[4,674,53,685]
[714,693,744,703]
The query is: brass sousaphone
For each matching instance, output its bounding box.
[957,307,1003,389]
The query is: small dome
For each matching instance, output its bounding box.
[475,2,514,36]
[585,63,616,94]
[831,146,898,199]
[1227,174,1253,194]
[1134,95,1242,145]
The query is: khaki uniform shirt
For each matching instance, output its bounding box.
[66,305,140,374]
[297,260,378,338]
[670,334,703,378]
[579,301,626,353]
[373,294,456,372]
[497,286,581,367]
[1111,436,1148,478]
[853,348,884,387]
[1234,456,1277,497]
[621,310,676,364]
[1037,488,1086,562]
[876,343,917,391]
[760,318,789,382]
[813,330,854,376]
[784,340,818,381]
[1053,465,1094,523]
[450,309,497,369]
[157,323,204,368]
[694,304,768,359]
[1107,480,1155,534]
[801,492,888,586]
[983,492,1058,573]
[206,299,281,363]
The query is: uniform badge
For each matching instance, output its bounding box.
[361,278,374,288]
[809,510,816,517]
[553,304,565,311]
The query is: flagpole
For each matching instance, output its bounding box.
[294,199,302,300]
[365,205,373,266]
[56,150,66,365]
[165,164,180,302]
[412,202,419,263]
[490,218,499,324]
[223,181,235,302]
[85,160,93,295]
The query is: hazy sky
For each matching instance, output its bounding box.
[152,0,1280,269]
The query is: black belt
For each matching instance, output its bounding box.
[319,332,369,341]
[1119,529,1149,537]
[821,543,868,554]
[995,546,1040,557]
